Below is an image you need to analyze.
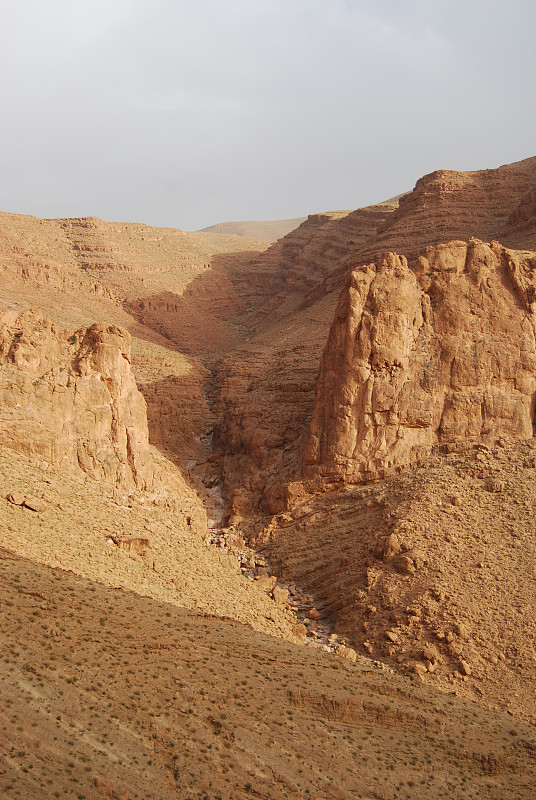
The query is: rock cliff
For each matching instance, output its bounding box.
[1,309,171,493]
[303,240,536,482]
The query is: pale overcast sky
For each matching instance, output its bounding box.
[1,0,535,230]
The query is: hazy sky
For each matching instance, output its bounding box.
[1,0,535,230]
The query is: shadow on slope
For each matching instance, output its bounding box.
[2,548,535,800]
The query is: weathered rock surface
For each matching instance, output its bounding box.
[3,154,536,739]
[304,240,536,482]
[257,438,536,723]
[0,309,155,491]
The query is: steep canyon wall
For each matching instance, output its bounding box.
[303,241,536,483]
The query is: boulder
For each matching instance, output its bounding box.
[373,533,401,560]
[255,575,277,592]
[292,623,307,641]
[272,586,289,605]
[22,496,48,513]
[336,644,357,662]
[6,492,25,506]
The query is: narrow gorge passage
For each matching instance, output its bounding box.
[152,350,362,660]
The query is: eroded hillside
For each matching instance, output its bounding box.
[255,438,536,723]
[2,156,536,798]
[3,550,535,800]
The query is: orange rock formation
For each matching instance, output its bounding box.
[304,240,536,483]
[1,310,157,491]
[2,154,536,729]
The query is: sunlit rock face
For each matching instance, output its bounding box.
[304,240,536,481]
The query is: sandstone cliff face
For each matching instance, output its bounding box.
[503,188,536,250]
[304,240,536,482]
[199,159,536,519]
[0,309,156,491]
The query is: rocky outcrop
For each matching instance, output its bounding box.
[362,156,536,261]
[257,438,536,722]
[304,240,536,482]
[0,309,158,490]
[503,188,536,250]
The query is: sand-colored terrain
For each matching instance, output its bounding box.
[197,217,307,243]
[2,156,536,798]
[2,549,535,800]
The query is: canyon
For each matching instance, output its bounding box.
[1,155,536,798]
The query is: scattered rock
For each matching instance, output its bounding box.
[460,659,472,677]
[392,554,416,575]
[336,645,357,662]
[272,586,289,606]
[373,533,401,560]
[292,624,307,641]
[413,662,428,679]
[454,622,469,639]
[22,496,49,513]
[93,776,129,800]
[111,537,150,556]
[6,492,25,505]
[422,646,439,663]
[255,575,277,592]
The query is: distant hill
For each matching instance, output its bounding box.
[197,216,307,243]
[196,195,411,244]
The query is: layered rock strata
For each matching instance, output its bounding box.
[256,438,536,722]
